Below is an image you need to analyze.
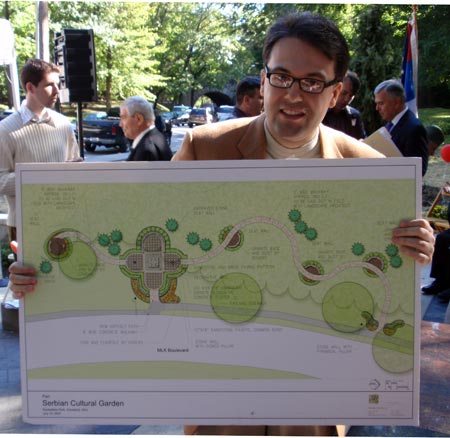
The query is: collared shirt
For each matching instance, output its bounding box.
[131,126,155,150]
[0,100,80,226]
[390,106,409,129]
[232,106,249,118]
[19,101,54,126]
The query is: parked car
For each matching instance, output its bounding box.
[188,107,214,127]
[0,109,14,121]
[216,105,235,122]
[80,107,130,153]
[172,105,191,126]
[173,111,190,126]
[172,105,191,119]
[83,111,108,121]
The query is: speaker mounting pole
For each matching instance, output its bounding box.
[54,28,97,160]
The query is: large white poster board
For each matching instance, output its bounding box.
[16,158,421,426]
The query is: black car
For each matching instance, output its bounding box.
[0,109,14,121]
[80,107,130,152]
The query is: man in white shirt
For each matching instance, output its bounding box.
[0,58,80,240]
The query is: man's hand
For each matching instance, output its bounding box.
[391,219,435,265]
[8,262,37,299]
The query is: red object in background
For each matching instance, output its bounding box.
[440,145,450,163]
[10,241,18,255]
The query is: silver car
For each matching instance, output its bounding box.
[188,107,214,127]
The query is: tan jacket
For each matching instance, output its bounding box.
[172,113,384,161]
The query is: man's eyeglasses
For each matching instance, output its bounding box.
[264,65,339,94]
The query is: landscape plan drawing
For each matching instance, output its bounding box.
[16,158,421,425]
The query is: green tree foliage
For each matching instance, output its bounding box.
[350,5,406,134]
[49,2,164,108]
[416,5,450,107]
[0,2,449,113]
[235,3,353,71]
[0,1,36,103]
[349,4,450,133]
[147,2,251,106]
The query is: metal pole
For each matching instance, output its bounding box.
[36,1,49,61]
[412,5,418,110]
[10,59,20,110]
[0,18,20,110]
[77,102,84,159]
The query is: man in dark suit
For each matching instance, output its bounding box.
[322,70,366,139]
[422,203,450,300]
[374,79,428,175]
[231,76,263,119]
[119,96,173,161]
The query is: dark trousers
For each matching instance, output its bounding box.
[185,425,337,435]
[430,229,450,287]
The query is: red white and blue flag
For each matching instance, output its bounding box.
[401,7,418,117]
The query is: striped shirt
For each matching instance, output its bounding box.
[0,104,80,226]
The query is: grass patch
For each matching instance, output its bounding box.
[0,102,116,122]
[419,108,450,142]
[59,102,116,122]
[2,100,170,120]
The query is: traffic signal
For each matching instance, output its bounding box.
[54,29,97,103]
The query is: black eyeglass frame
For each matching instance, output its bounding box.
[264,65,340,94]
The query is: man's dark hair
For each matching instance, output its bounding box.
[262,12,349,81]
[20,58,60,90]
[236,76,260,105]
[345,71,361,95]
[426,125,445,146]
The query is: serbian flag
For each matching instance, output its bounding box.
[401,8,418,117]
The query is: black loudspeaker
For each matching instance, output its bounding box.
[54,29,98,103]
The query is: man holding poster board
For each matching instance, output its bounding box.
[10,11,435,438]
